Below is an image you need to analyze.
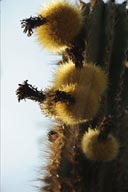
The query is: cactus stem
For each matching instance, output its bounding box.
[98,115,113,141]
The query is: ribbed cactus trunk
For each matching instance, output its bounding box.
[17,0,128,192]
[42,1,128,192]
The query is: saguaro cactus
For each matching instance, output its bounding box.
[16,0,128,191]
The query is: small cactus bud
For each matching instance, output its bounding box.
[81,129,119,161]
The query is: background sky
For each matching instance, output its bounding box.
[1,0,60,192]
[1,0,123,192]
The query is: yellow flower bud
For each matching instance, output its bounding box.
[81,129,119,161]
[53,61,107,124]
[36,1,83,52]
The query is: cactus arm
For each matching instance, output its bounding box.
[18,1,128,192]
[107,3,128,131]
[41,2,128,192]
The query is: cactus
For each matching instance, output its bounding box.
[16,0,128,191]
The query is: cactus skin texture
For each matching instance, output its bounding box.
[17,0,128,192]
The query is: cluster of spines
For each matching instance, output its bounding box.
[59,125,82,192]
[41,125,65,192]
[42,125,83,192]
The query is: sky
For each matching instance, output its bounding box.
[1,0,124,192]
[1,0,60,192]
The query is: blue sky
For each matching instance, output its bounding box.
[1,0,123,192]
[1,0,60,192]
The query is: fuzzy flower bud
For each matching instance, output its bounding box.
[36,1,83,52]
[40,61,107,124]
[81,129,119,161]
